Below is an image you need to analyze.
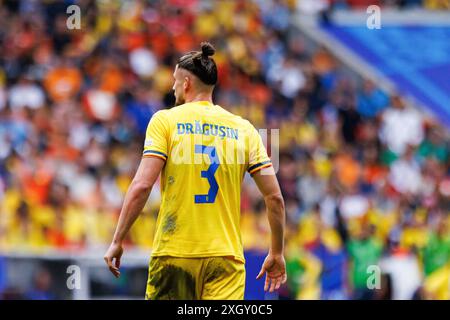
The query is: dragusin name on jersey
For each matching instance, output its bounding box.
[177,121,239,140]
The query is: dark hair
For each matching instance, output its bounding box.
[177,42,218,86]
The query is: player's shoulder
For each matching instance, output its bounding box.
[159,104,191,118]
[150,108,170,121]
[237,116,258,134]
[150,107,182,126]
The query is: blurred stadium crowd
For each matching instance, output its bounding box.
[0,0,449,300]
[328,0,449,9]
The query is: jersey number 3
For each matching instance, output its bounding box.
[194,144,219,204]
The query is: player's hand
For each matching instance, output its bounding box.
[256,254,287,293]
[104,242,123,278]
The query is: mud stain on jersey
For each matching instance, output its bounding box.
[162,212,177,235]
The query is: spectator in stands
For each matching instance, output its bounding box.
[422,216,450,276]
[312,228,348,300]
[388,145,423,196]
[379,231,422,300]
[347,224,383,299]
[379,95,424,156]
[25,268,55,300]
[356,80,389,118]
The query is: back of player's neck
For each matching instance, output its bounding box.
[186,93,213,105]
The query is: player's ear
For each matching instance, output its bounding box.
[183,77,189,91]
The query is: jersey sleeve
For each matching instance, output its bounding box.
[142,110,169,161]
[247,125,272,175]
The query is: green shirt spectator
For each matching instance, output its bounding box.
[422,232,450,276]
[417,140,448,164]
[347,237,383,289]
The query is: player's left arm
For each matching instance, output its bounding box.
[104,156,165,278]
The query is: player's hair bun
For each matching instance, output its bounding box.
[201,42,215,58]
[178,42,218,85]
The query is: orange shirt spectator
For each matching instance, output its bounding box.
[44,67,82,102]
[334,153,362,189]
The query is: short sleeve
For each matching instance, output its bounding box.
[247,125,272,175]
[142,110,169,161]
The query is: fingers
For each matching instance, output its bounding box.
[274,277,281,291]
[257,256,287,293]
[104,256,112,269]
[282,272,287,284]
[265,274,285,292]
[115,256,121,269]
[104,256,120,278]
[264,274,270,292]
[109,261,121,278]
[269,277,276,293]
[256,266,265,280]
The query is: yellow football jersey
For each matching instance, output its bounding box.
[143,101,272,263]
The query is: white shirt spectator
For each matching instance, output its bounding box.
[320,195,338,227]
[297,174,326,210]
[100,176,123,209]
[69,173,97,203]
[379,107,424,155]
[379,252,422,300]
[68,122,91,151]
[268,59,305,98]
[388,158,422,195]
[339,194,369,219]
[8,82,45,110]
[129,47,157,78]
[84,89,117,121]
